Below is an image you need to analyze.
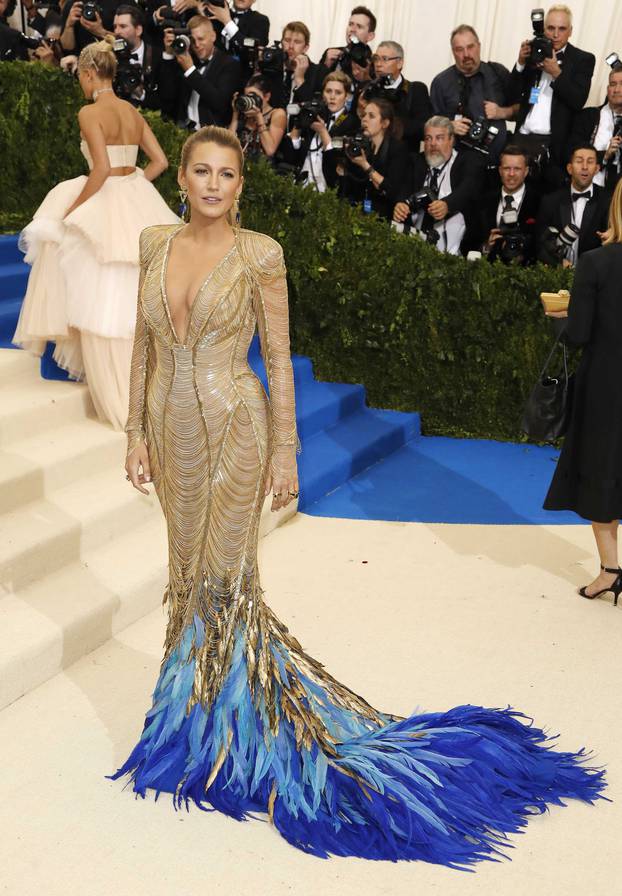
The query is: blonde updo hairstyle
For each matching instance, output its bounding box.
[180,126,245,227]
[77,36,118,80]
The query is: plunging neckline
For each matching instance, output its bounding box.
[161,225,238,346]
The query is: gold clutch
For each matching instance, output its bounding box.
[540,289,570,313]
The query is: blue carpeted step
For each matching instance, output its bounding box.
[0,297,22,347]
[297,407,421,511]
[0,234,21,266]
[0,262,29,299]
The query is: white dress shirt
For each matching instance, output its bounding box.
[593,104,619,186]
[517,48,566,136]
[415,150,464,255]
[292,108,345,192]
[569,184,592,263]
[496,183,526,226]
[183,53,214,130]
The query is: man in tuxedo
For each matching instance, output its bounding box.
[113,5,161,109]
[431,25,515,163]
[0,0,28,60]
[470,145,540,264]
[570,66,622,194]
[276,21,328,115]
[510,4,595,190]
[392,115,483,255]
[60,0,124,55]
[159,14,241,128]
[203,0,268,84]
[370,40,432,152]
[536,144,610,266]
[320,5,376,72]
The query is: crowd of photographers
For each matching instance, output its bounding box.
[2,0,622,268]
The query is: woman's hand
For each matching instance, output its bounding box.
[265,447,298,512]
[350,148,369,169]
[126,441,152,495]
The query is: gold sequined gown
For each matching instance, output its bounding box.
[110,223,605,866]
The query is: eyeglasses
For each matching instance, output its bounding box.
[372,55,400,63]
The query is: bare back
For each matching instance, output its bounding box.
[80,96,166,178]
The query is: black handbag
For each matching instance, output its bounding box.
[521,335,575,441]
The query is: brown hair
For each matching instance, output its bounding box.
[350,6,376,32]
[282,21,310,45]
[322,70,352,92]
[365,97,395,136]
[603,178,622,244]
[180,125,244,174]
[450,24,480,44]
[77,37,117,79]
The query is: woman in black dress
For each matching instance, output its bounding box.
[336,96,411,220]
[544,179,622,605]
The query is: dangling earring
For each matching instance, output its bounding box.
[233,194,241,231]
[178,187,189,222]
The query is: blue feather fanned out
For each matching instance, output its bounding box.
[109,616,606,868]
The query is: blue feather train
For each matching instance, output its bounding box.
[109,615,606,868]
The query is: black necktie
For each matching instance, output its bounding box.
[503,194,515,211]
[429,167,440,194]
[572,191,591,201]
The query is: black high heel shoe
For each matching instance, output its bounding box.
[579,566,622,606]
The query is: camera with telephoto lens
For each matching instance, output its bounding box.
[112,37,143,99]
[259,42,285,75]
[82,1,102,22]
[165,26,191,55]
[341,132,373,159]
[362,73,395,102]
[289,98,328,132]
[235,93,262,114]
[337,38,372,74]
[528,8,554,66]
[496,209,528,263]
[542,223,580,263]
[460,116,500,154]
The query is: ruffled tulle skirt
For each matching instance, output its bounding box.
[13,170,178,429]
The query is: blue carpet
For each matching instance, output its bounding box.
[305,436,584,526]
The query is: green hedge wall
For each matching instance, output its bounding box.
[0,61,573,440]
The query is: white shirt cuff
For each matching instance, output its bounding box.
[184,65,196,78]
[162,52,175,61]
[222,21,239,39]
[516,62,525,73]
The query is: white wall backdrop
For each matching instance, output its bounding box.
[254,0,622,107]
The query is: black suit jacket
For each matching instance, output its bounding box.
[465,183,541,262]
[270,59,329,111]
[0,22,27,60]
[339,134,411,220]
[215,8,269,51]
[570,104,622,193]
[536,183,610,263]
[511,43,595,166]
[392,78,433,152]
[278,109,360,174]
[159,47,242,127]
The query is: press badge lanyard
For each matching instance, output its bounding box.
[530,53,562,105]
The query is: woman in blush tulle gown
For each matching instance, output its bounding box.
[110,125,606,868]
[13,38,178,430]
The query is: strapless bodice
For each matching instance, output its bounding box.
[80,139,139,170]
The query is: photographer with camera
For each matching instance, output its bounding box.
[21,0,63,42]
[144,0,202,47]
[570,63,622,194]
[536,144,610,266]
[467,145,540,264]
[430,25,515,164]
[158,13,241,128]
[511,5,595,191]
[369,41,432,152]
[275,21,328,116]
[0,0,27,60]
[228,74,286,159]
[393,116,482,254]
[112,5,160,109]
[280,71,359,192]
[320,6,376,74]
[336,96,410,220]
[60,0,123,54]
[201,0,268,84]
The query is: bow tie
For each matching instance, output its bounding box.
[130,52,139,61]
[572,191,591,201]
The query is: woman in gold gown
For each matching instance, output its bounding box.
[110,126,605,867]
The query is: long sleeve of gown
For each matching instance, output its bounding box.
[125,229,153,454]
[251,238,299,480]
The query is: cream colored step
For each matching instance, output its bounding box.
[0,465,161,594]
[0,515,168,711]
[0,374,95,446]
[0,419,125,514]
[0,348,35,380]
